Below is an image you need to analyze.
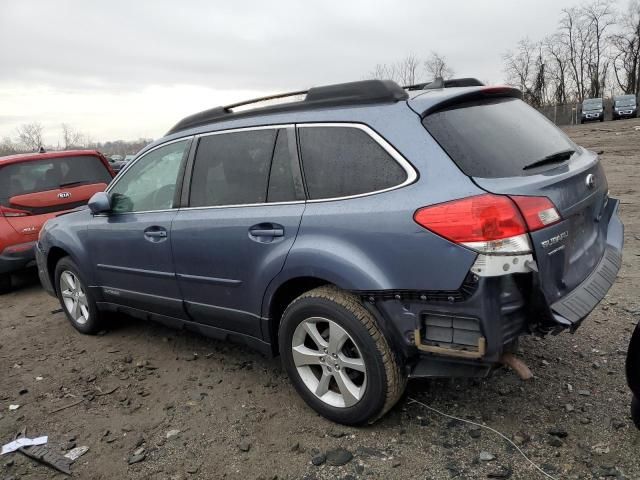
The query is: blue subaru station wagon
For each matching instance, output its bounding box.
[36,79,624,424]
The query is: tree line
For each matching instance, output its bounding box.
[504,0,638,107]
[368,0,638,108]
[0,122,152,157]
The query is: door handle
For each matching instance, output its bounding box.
[249,228,284,237]
[145,230,167,238]
[144,226,168,241]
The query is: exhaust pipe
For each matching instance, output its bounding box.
[500,352,533,380]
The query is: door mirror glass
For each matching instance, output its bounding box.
[88,191,112,214]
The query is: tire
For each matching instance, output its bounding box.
[54,256,104,334]
[0,273,11,294]
[633,396,640,429]
[600,117,604,122]
[279,286,406,425]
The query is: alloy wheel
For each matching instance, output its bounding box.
[60,270,90,325]
[291,316,367,408]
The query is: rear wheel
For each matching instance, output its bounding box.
[279,286,406,425]
[54,257,104,334]
[632,396,640,429]
[0,273,11,294]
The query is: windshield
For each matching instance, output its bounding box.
[615,95,636,107]
[422,97,576,178]
[0,155,112,206]
[583,99,603,109]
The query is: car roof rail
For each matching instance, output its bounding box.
[419,77,485,90]
[166,79,409,135]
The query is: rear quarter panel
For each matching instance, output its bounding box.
[264,102,485,314]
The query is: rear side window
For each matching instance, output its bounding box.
[298,126,407,200]
[0,155,112,207]
[190,129,277,207]
[423,97,576,178]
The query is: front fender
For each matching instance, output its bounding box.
[40,210,94,284]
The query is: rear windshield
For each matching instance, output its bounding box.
[0,155,112,204]
[422,97,576,178]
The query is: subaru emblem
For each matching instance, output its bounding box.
[585,174,596,189]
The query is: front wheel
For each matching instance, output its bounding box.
[54,257,104,334]
[279,286,406,425]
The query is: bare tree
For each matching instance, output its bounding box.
[0,136,19,156]
[397,54,420,85]
[424,52,455,80]
[61,123,83,149]
[16,122,44,151]
[559,6,590,100]
[583,0,616,97]
[544,34,571,104]
[610,0,640,95]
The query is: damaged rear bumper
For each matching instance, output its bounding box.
[360,199,623,379]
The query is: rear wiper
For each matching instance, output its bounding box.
[59,180,90,188]
[523,149,575,171]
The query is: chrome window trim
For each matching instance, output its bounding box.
[298,122,417,203]
[104,122,417,214]
[179,122,417,211]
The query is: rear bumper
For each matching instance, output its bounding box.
[0,242,36,274]
[549,198,623,328]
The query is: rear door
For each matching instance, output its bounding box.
[422,96,613,307]
[87,139,191,318]
[171,126,305,338]
[0,154,113,237]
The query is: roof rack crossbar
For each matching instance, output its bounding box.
[224,89,309,111]
[166,80,408,135]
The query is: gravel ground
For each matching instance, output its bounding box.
[1,118,640,480]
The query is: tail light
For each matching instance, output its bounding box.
[0,206,31,217]
[510,195,560,231]
[414,194,561,254]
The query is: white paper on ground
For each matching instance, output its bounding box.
[64,445,89,461]
[1,436,48,455]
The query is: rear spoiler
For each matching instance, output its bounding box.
[420,86,522,117]
[404,77,485,91]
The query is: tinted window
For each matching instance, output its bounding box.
[0,155,112,207]
[110,140,190,213]
[267,130,298,202]
[423,98,576,178]
[298,126,407,200]
[190,129,276,207]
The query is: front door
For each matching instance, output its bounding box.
[171,127,305,338]
[88,138,192,318]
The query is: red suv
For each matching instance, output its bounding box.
[0,150,114,293]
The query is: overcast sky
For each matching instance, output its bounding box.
[1,0,588,145]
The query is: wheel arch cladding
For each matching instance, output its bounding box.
[266,276,332,354]
[47,246,70,289]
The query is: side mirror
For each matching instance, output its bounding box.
[88,191,112,215]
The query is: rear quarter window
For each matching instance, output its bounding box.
[422,97,576,178]
[298,126,407,200]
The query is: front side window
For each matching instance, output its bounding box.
[189,129,277,207]
[298,126,408,200]
[109,139,190,213]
